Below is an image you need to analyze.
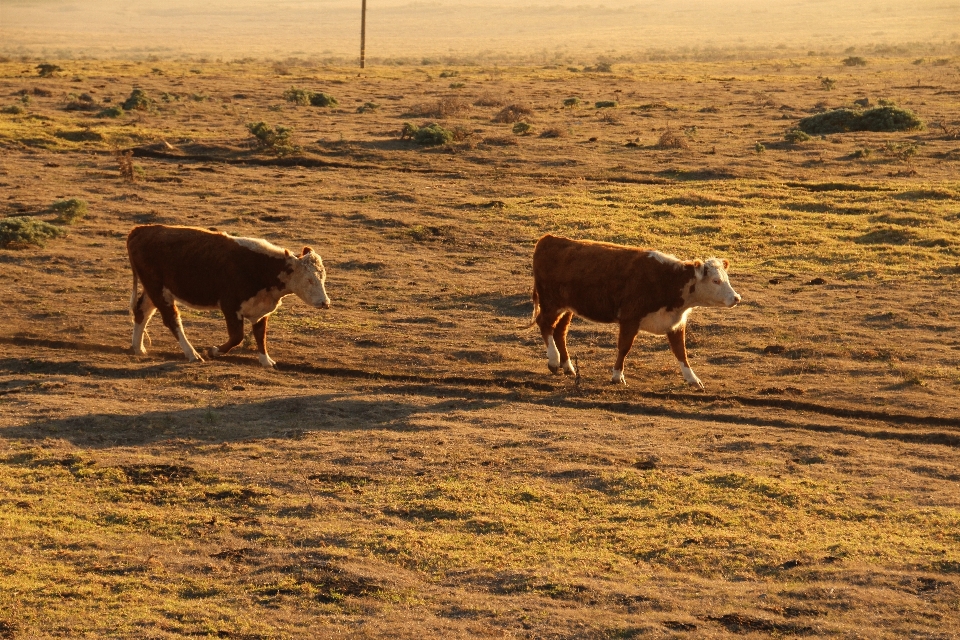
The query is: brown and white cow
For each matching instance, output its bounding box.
[127,224,330,367]
[530,234,740,388]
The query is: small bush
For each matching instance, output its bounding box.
[116,149,136,182]
[563,97,581,108]
[843,56,868,67]
[797,106,923,134]
[473,93,504,107]
[482,135,519,146]
[595,100,617,109]
[407,97,470,118]
[755,141,766,153]
[403,123,453,146]
[820,77,837,90]
[309,92,338,107]
[656,128,688,149]
[853,97,870,108]
[247,121,296,155]
[449,82,465,89]
[98,106,124,118]
[585,62,613,73]
[50,198,88,224]
[852,148,872,159]
[784,129,811,143]
[122,88,150,111]
[492,104,533,123]
[36,63,61,78]
[65,93,97,111]
[283,87,312,105]
[1,105,25,115]
[439,70,459,78]
[512,122,532,135]
[540,127,567,138]
[357,102,380,113]
[0,217,65,249]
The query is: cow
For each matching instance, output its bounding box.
[529,234,740,388]
[127,224,330,367]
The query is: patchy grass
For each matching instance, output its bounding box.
[0,217,65,248]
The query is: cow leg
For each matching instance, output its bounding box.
[536,308,564,374]
[611,320,640,384]
[211,309,244,357]
[131,292,156,355]
[251,317,275,368]
[553,312,576,375]
[155,296,204,363]
[667,325,704,391]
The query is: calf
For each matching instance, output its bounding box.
[530,234,740,388]
[127,224,330,367]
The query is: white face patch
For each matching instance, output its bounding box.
[692,258,741,308]
[546,336,561,368]
[231,236,288,258]
[287,251,330,308]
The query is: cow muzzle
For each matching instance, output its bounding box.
[729,293,742,307]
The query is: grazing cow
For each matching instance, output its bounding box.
[127,224,330,367]
[530,234,740,388]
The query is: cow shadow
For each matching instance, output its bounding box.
[0,392,507,450]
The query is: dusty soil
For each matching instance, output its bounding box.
[1,56,959,638]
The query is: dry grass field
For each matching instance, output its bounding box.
[1,50,959,638]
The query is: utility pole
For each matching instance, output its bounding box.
[360,0,367,69]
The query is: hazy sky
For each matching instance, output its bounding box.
[2,0,958,59]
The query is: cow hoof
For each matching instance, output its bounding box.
[208,347,220,358]
[187,352,205,363]
[258,353,277,368]
[131,347,147,356]
[611,370,626,385]
[547,363,561,375]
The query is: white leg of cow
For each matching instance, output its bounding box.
[546,335,561,370]
[562,359,576,375]
[258,352,277,368]
[680,363,704,391]
[131,302,156,356]
[174,318,204,362]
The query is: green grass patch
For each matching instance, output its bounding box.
[798,106,923,134]
[49,198,88,225]
[0,217,66,248]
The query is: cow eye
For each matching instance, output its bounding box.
[713,278,721,285]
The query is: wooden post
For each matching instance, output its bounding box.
[360,0,367,69]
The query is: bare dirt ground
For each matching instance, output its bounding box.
[1,53,959,638]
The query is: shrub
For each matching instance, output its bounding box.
[563,97,581,108]
[586,62,613,73]
[309,92,338,107]
[449,82,465,89]
[492,104,533,123]
[0,217,65,249]
[36,63,61,78]
[843,56,868,67]
[283,87,312,105]
[122,88,150,111]
[797,106,923,134]
[852,148,872,159]
[412,123,454,145]
[473,93,504,107]
[755,141,766,153]
[512,122,532,135]
[98,105,124,118]
[853,97,870,108]
[65,93,97,111]
[247,121,296,155]
[357,102,380,113]
[407,97,470,118]
[820,77,837,90]
[540,127,567,138]
[784,129,811,143]
[50,198,88,225]
[656,128,688,149]
[595,100,617,109]
[1,105,25,115]
[439,70,459,78]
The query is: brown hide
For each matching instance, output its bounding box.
[127,225,292,313]
[532,234,696,323]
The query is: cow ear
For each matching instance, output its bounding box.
[693,260,705,279]
[722,258,729,270]
[300,246,313,257]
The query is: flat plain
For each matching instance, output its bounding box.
[1,53,959,638]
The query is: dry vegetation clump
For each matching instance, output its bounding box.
[843,56,868,66]
[400,122,459,145]
[1,104,25,115]
[512,122,532,135]
[121,88,150,111]
[492,103,533,123]
[0,216,65,248]
[563,96,581,108]
[798,105,923,134]
[482,134,518,146]
[656,127,689,149]
[35,63,61,77]
[784,128,812,143]
[595,100,618,109]
[64,93,97,111]
[115,149,136,182]
[473,92,505,107]
[49,198,87,225]
[405,97,471,118]
[247,121,297,155]
[539,127,567,138]
[283,87,339,107]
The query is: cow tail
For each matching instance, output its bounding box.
[524,284,540,330]
[129,267,139,320]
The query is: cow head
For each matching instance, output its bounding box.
[692,258,741,307]
[288,247,331,309]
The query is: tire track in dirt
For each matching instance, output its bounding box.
[5,336,960,447]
